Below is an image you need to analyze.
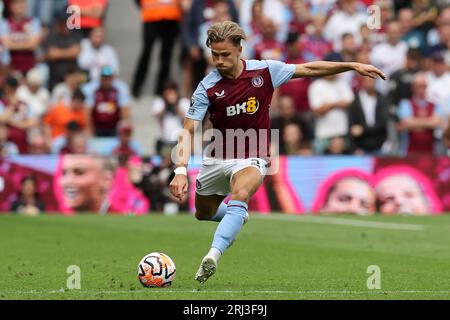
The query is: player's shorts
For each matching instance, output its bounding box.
[195,157,269,196]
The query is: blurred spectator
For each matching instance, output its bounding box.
[68,0,109,38]
[324,136,353,155]
[279,122,312,155]
[44,10,81,90]
[252,17,283,60]
[27,0,68,27]
[2,0,13,18]
[82,65,131,137]
[426,51,450,107]
[152,80,189,153]
[111,119,143,157]
[77,26,119,83]
[441,94,450,130]
[279,32,311,113]
[60,131,89,154]
[0,122,19,156]
[349,75,389,154]
[444,118,450,154]
[398,72,445,155]
[133,146,188,213]
[240,0,289,42]
[308,53,354,154]
[10,175,45,215]
[388,47,422,107]
[359,24,376,53]
[27,127,50,154]
[427,51,450,154]
[371,0,395,40]
[370,20,408,94]
[398,7,427,52]
[44,88,89,141]
[132,0,182,97]
[51,120,87,153]
[339,33,358,63]
[182,0,239,96]
[0,76,38,153]
[0,0,43,75]
[411,0,438,34]
[108,155,150,215]
[323,0,367,52]
[289,0,311,35]
[308,0,336,16]
[298,15,333,62]
[16,67,49,117]
[199,0,233,68]
[242,0,264,59]
[427,7,450,50]
[50,67,83,106]
[271,94,312,143]
[353,49,372,91]
[336,33,358,87]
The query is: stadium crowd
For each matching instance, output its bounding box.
[1,0,450,214]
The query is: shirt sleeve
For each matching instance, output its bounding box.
[266,60,296,88]
[82,83,96,108]
[30,18,42,36]
[434,103,444,117]
[185,83,210,121]
[0,20,9,36]
[398,99,413,120]
[116,81,131,107]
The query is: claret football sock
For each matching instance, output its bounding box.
[209,201,228,222]
[211,200,248,254]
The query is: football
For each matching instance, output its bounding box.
[137,252,176,287]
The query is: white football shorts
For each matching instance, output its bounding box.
[195,157,269,196]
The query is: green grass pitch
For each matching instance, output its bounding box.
[1,213,450,300]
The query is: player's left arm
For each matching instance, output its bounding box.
[293,61,387,80]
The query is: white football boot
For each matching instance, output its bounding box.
[195,256,217,283]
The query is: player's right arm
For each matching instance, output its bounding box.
[169,118,199,201]
[169,80,211,201]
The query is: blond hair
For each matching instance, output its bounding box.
[206,21,246,48]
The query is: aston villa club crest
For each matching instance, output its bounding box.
[251,75,264,88]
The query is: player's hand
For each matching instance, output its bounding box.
[169,174,189,201]
[353,63,387,80]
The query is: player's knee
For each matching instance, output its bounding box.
[230,189,251,202]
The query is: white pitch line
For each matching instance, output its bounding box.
[252,215,425,231]
[1,289,449,295]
